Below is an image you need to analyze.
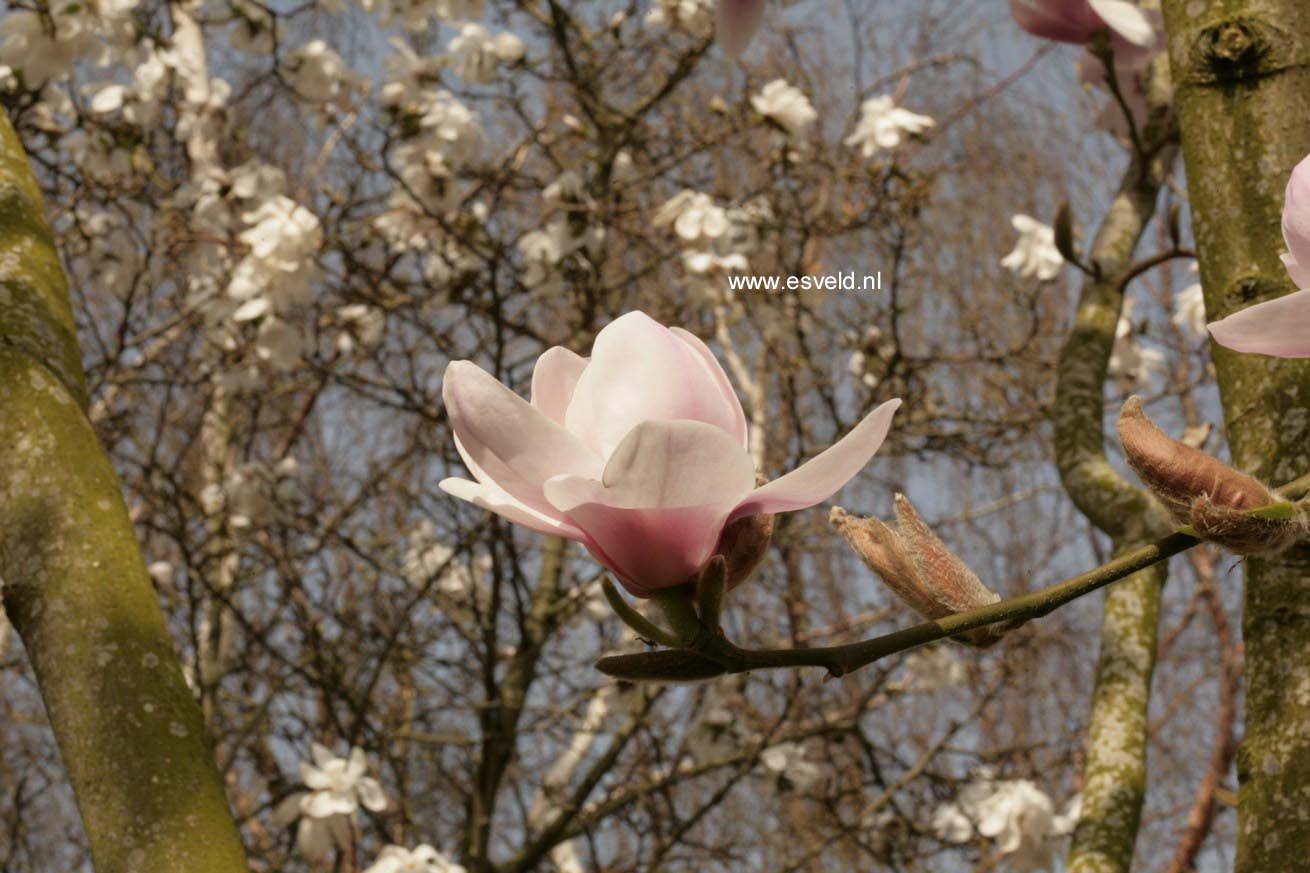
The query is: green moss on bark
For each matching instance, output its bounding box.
[1053,63,1177,873]
[0,115,249,872]
[1161,3,1310,870]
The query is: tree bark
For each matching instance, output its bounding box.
[1160,2,1310,870]
[0,113,249,872]
[1053,61,1178,871]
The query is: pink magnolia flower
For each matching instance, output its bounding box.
[1208,153,1310,357]
[717,0,766,57]
[1010,0,1156,50]
[441,311,900,597]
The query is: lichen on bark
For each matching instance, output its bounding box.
[1053,57,1178,873]
[1161,3,1310,869]
[0,113,249,872]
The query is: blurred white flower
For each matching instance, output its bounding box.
[272,744,389,861]
[231,0,281,54]
[518,218,585,287]
[645,0,714,39]
[448,23,524,84]
[418,90,483,167]
[653,190,730,243]
[934,774,1079,873]
[844,95,934,157]
[365,844,466,873]
[901,645,965,692]
[336,304,386,354]
[759,741,826,793]
[1000,214,1063,282]
[685,702,737,762]
[0,0,136,86]
[683,249,747,275]
[1108,301,1165,389]
[1172,273,1206,341]
[751,79,817,140]
[287,40,354,102]
[401,520,491,605]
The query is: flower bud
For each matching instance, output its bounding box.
[830,495,1006,647]
[1118,396,1307,554]
[715,510,775,591]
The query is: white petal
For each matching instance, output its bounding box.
[730,398,900,521]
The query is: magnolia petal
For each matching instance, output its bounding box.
[1009,0,1101,44]
[716,0,766,57]
[730,398,901,521]
[302,765,334,791]
[345,747,367,781]
[443,360,602,515]
[670,326,749,447]
[297,818,334,860]
[358,777,388,812]
[271,792,307,827]
[1088,0,1156,47]
[303,790,357,818]
[1282,252,1310,289]
[544,420,757,594]
[1207,289,1310,358]
[1283,155,1310,286]
[530,346,589,425]
[310,743,334,766]
[564,312,748,458]
[439,477,584,538]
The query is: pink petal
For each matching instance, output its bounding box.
[1207,288,1310,358]
[1088,0,1156,47]
[1282,252,1310,289]
[443,361,602,519]
[670,327,748,447]
[1283,154,1310,287]
[543,420,757,594]
[717,0,766,57]
[1010,0,1102,44]
[531,346,588,425]
[564,312,748,458]
[439,477,584,539]
[730,398,901,521]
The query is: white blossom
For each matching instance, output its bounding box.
[844,95,934,157]
[231,0,281,54]
[401,520,491,606]
[900,645,965,692]
[0,0,137,86]
[1172,271,1206,341]
[1000,214,1064,282]
[287,40,354,102]
[273,744,389,861]
[366,845,466,873]
[448,23,524,84]
[933,775,1079,873]
[336,304,386,354]
[751,79,817,140]
[645,0,714,39]
[653,190,729,243]
[759,742,826,793]
[1108,301,1165,390]
[685,703,737,762]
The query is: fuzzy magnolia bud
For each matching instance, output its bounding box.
[714,510,775,591]
[830,495,1006,647]
[1118,396,1307,554]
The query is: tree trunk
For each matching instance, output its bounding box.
[1160,2,1310,870]
[0,113,249,872]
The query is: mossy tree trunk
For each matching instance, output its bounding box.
[1160,3,1310,870]
[1053,63,1178,871]
[0,114,250,871]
